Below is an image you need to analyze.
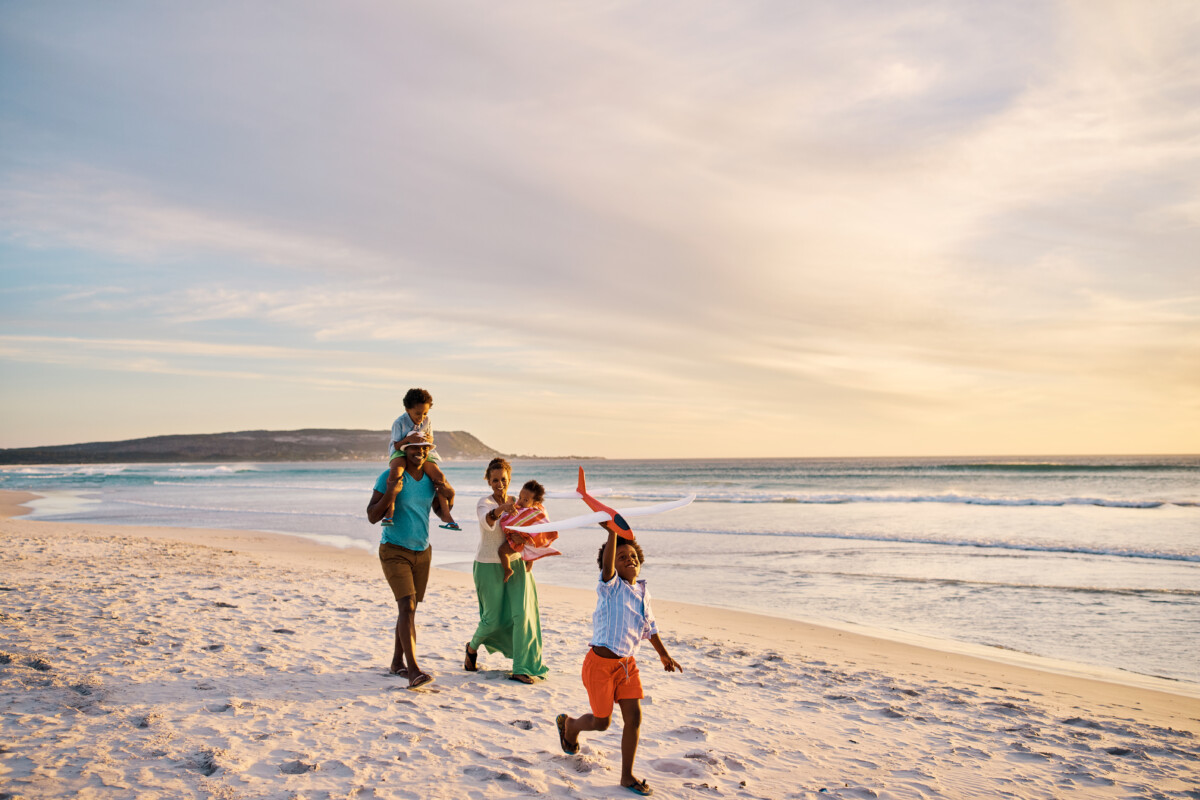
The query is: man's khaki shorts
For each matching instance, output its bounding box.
[379,542,432,603]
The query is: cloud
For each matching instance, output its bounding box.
[1,1,1198,454]
[0,172,399,274]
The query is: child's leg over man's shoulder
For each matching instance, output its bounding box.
[424,461,448,485]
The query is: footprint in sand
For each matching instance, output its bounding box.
[649,758,706,778]
[669,725,708,741]
[189,750,220,776]
[684,751,723,768]
[280,759,317,774]
[1062,717,1104,729]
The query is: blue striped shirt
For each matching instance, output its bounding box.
[590,575,658,658]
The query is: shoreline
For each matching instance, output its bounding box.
[11,488,1200,700]
[4,489,1198,704]
[4,490,1200,798]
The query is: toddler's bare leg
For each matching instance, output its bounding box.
[383,457,405,521]
[498,542,516,582]
[427,464,456,525]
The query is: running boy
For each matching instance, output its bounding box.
[555,526,682,797]
[497,480,560,582]
[384,388,456,528]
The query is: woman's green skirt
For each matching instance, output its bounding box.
[469,561,549,678]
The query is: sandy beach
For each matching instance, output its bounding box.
[2,490,1198,799]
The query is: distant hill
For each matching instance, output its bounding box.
[0,429,503,464]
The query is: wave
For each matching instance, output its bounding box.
[123,484,1200,510]
[882,461,1199,474]
[149,481,506,498]
[811,570,1200,596]
[163,465,259,476]
[1,464,135,478]
[112,498,362,519]
[606,490,1191,509]
[152,479,365,492]
[652,525,1200,563]
[94,499,1200,563]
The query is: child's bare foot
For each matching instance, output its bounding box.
[501,562,514,582]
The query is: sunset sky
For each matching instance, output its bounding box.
[2,1,1197,458]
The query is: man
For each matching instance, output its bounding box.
[366,439,455,688]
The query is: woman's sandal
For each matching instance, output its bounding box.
[464,643,478,672]
[623,778,653,796]
[555,714,579,755]
[509,673,534,684]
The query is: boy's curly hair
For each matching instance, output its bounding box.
[403,387,433,409]
[596,534,646,570]
[522,480,545,503]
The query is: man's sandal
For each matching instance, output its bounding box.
[623,778,653,796]
[407,672,433,689]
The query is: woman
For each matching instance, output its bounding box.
[464,457,550,683]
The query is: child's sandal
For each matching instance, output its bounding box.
[555,714,579,755]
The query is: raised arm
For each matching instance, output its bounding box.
[600,524,618,583]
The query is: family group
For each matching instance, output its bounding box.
[364,388,682,796]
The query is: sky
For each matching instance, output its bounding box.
[1,1,1198,458]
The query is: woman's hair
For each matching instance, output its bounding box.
[596,535,646,570]
[484,457,511,479]
[403,387,433,409]
[522,480,545,504]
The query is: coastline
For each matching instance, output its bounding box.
[3,489,1198,798]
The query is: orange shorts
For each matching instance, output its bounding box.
[581,647,643,718]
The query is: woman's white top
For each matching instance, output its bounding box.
[474,495,509,563]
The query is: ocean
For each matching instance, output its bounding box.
[3,455,1197,686]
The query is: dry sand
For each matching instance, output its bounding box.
[1,490,1197,799]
